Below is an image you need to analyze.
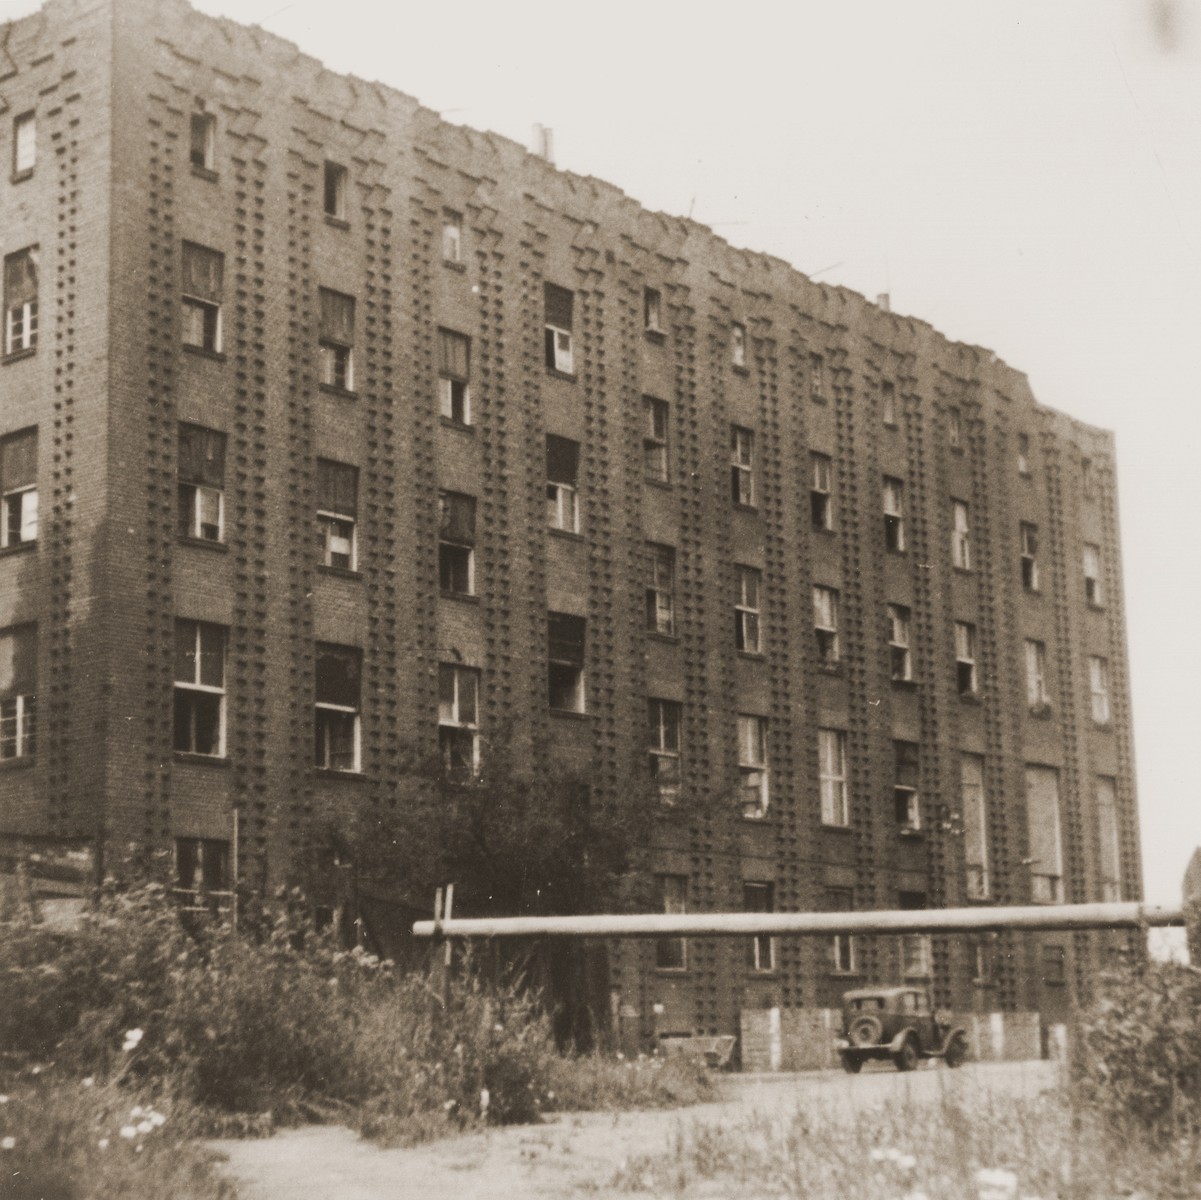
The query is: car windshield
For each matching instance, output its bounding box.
[849,997,885,1011]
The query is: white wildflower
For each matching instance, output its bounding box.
[0,1137,15,1152]
[897,1153,917,1171]
[0,1095,8,1104]
[122,1028,144,1052]
[480,1088,490,1115]
[976,1167,1019,1200]
[97,1138,110,1150]
[82,1077,95,1088]
[136,1120,153,1135]
[119,1125,137,1140]
[149,1112,166,1128]
[869,1147,889,1163]
[130,1105,145,1118]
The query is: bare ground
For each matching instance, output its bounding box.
[212,1059,1056,1200]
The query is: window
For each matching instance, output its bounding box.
[174,838,231,913]
[1017,433,1031,475]
[899,892,931,978]
[544,282,574,374]
[1020,523,1040,592]
[0,429,37,549]
[730,425,755,506]
[1025,639,1049,708]
[173,620,225,756]
[883,476,905,552]
[813,585,840,666]
[316,458,358,570]
[826,888,856,973]
[648,698,681,802]
[189,109,215,172]
[1041,944,1066,985]
[951,500,972,569]
[971,938,993,985]
[323,160,347,220]
[177,424,225,542]
[1083,543,1103,607]
[947,405,962,447]
[738,714,769,819]
[4,247,38,356]
[645,544,675,636]
[1081,456,1095,498]
[438,328,471,424]
[888,604,913,682]
[734,565,762,653]
[0,624,36,760]
[809,353,825,401]
[12,112,35,178]
[881,381,897,426]
[643,396,670,482]
[743,882,775,972]
[1089,656,1111,724]
[442,210,463,263]
[810,452,833,530]
[1096,776,1121,902]
[643,287,662,333]
[438,492,475,596]
[180,242,222,353]
[819,728,849,826]
[315,643,361,771]
[954,621,978,696]
[318,287,355,390]
[655,874,687,970]
[438,664,479,777]
[546,435,580,533]
[547,612,585,713]
[961,753,989,899]
[894,740,920,832]
[731,322,747,367]
[1025,765,1064,903]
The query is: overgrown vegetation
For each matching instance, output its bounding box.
[0,879,710,1199]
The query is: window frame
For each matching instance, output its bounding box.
[819,727,850,827]
[961,753,990,900]
[0,428,38,550]
[881,380,897,426]
[544,283,575,375]
[730,425,755,507]
[317,287,355,391]
[316,458,359,572]
[438,491,476,597]
[737,713,769,819]
[743,881,776,972]
[954,620,978,696]
[887,603,913,683]
[438,328,472,425]
[546,434,581,534]
[4,247,39,357]
[813,584,840,666]
[1096,775,1121,902]
[810,451,833,530]
[947,404,962,447]
[951,500,972,570]
[173,619,227,758]
[438,663,480,777]
[648,698,682,803]
[826,888,856,974]
[314,643,362,773]
[734,565,762,654]
[645,544,676,636]
[442,210,463,264]
[809,352,825,402]
[883,475,905,552]
[547,611,586,714]
[643,287,662,333]
[0,623,36,761]
[731,321,747,367]
[180,241,223,355]
[323,160,348,221]
[654,874,688,971]
[894,740,921,833]
[12,111,36,179]
[643,396,670,483]
[177,423,225,544]
[1089,655,1111,724]
[1017,433,1031,476]
[1025,764,1065,903]
[1020,522,1040,592]
[1083,543,1104,607]
[189,109,216,173]
[1025,638,1049,708]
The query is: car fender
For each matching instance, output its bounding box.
[938,1025,968,1055]
[888,1028,915,1054]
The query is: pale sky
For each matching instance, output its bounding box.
[4,0,1199,913]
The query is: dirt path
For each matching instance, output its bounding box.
[213,1060,1055,1200]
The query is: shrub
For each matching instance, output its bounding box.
[1072,959,1201,1131]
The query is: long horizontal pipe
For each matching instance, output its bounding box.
[413,901,1183,940]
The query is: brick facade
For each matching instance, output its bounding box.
[0,0,1142,1038]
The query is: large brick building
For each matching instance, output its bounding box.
[0,0,1140,1038]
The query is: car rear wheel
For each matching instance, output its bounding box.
[848,1014,883,1048]
[944,1031,968,1068]
[840,1053,863,1074]
[893,1036,919,1072]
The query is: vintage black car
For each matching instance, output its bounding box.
[834,986,969,1073]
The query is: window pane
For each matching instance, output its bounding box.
[315,643,360,707]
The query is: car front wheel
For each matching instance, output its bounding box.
[893,1037,919,1072]
[840,1053,863,1074]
